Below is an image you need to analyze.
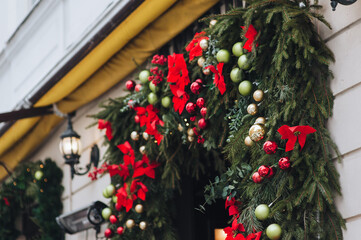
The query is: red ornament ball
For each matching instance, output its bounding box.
[104,228,114,238]
[190,82,202,94]
[279,157,291,170]
[252,172,263,183]
[186,102,196,114]
[200,107,207,117]
[125,80,136,91]
[198,118,207,129]
[117,226,124,235]
[196,97,205,108]
[109,215,117,224]
[135,84,142,92]
[258,165,270,177]
[195,78,203,84]
[263,141,278,154]
[115,202,122,211]
[266,167,276,178]
[134,115,140,123]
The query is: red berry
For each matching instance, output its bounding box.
[279,157,291,170]
[252,172,263,183]
[134,115,140,123]
[196,98,205,108]
[109,215,117,224]
[263,141,278,154]
[135,84,142,92]
[104,228,113,238]
[186,102,196,114]
[115,203,122,211]
[125,80,136,91]
[258,165,270,177]
[198,118,207,129]
[195,79,203,84]
[266,167,275,178]
[190,82,202,94]
[117,226,124,235]
[200,107,207,117]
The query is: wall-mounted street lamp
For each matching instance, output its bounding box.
[331,0,357,10]
[59,114,99,178]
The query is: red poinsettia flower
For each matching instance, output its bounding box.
[245,232,262,240]
[170,85,190,114]
[133,155,160,179]
[206,63,226,95]
[225,196,241,216]
[116,183,138,212]
[167,53,190,90]
[106,164,129,180]
[224,218,246,240]
[134,105,164,144]
[130,179,149,201]
[241,24,258,52]
[98,119,113,140]
[117,141,136,166]
[185,31,209,62]
[277,125,317,152]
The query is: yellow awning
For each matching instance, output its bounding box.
[0,0,219,179]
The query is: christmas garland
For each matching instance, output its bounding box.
[0,158,64,240]
[92,1,345,239]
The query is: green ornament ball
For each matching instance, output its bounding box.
[101,207,112,220]
[112,195,118,203]
[266,224,282,240]
[238,80,253,96]
[230,68,243,83]
[238,55,250,70]
[149,81,159,92]
[161,96,171,108]
[106,184,116,196]
[34,170,43,180]
[216,49,231,63]
[232,42,243,57]
[139,70,150,84]
[103,188,111,198]
[148,92,158,105]
[255,204,270,220]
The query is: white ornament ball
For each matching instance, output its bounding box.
[199,39,208,50]
[299,2,306,8]
[139,146,146,155]
[139,221,147,230]
[178,124,184,132]
[203,68,211,75]
[126,219,135,229]
[187,128,195,137]
[209,19,217,27]
[198,57,206,68]
[188,135,195,142]
[135,204,144,213]
[130,131,139,141]
[142,132,149,141]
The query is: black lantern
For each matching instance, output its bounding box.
[331,0,357,10]
[59,114,99,178]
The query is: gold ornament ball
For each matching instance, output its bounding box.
[198,57,206,68]
[126,219,135,229]
[199,39,208,50]
[178,124,184,132]
[249,124,266,142]
[203,68,211,75]
[209,19,217,27]
[139,221,147,230]
[135,204,144,213]
[187,128,195,137]
[142,132,149,140]
[244,136,254,146]
[247,103,258,116]
[254,117,266,125]
[253,89,264,102]
[130,131,139,141]
[139,146,146,155]
[188,135,195,142]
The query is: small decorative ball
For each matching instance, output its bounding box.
[126,219,135,229]
[117,226,124,235]
[198,118,207,129]
[244,136,254,146]
[149,81,160,93]
[197,57,206,67]
[254,117,266,125]
[258,165,270,177]
[263,141,278,154]
[187,128,195,137]
[142,132,149,141]
[101,208,112,220]
[247,103,258,115]
[266,224,282,240]
[200,107,207,117]
[130,131,139,141]
[147,92,158,105]
[186,102,196,114]
[106,184,116,196]
[188,135,195,142]
[139,221,147,230]
[115,203,122,211]
[253,89,264,102]
[255,204,270,220]
[238,55,250,70]
[190,82,202,94]
[195,79,203,84]
[139,70,150,84]
[203,68,211,75]
[134,115,140,123]
[196,97,205,108]
[128,99,135,109]
[161,96,171,108]
[199,39,208,50]
[279,157,291,170]
[112,195,118,203]
[104,228,114,238]
[238,80,253,96]
[125,80,136,91]
[299,2,306,8]
[135,204,144,213]
[230,68,243,83]
[216,49,231,63]
[102,188,111,198]
[178,124,184,132]
[135,84,142,92]
[209,19,217,27]
[139,146,146,155]
[109,215,118,224]
[34,170,43,180]
[266,167,276,178]
[249,124,265,142]
[252,172,263,183]
[232,42,244,57]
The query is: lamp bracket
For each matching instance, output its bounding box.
[331,0,357,10]
[70,144,100,178]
